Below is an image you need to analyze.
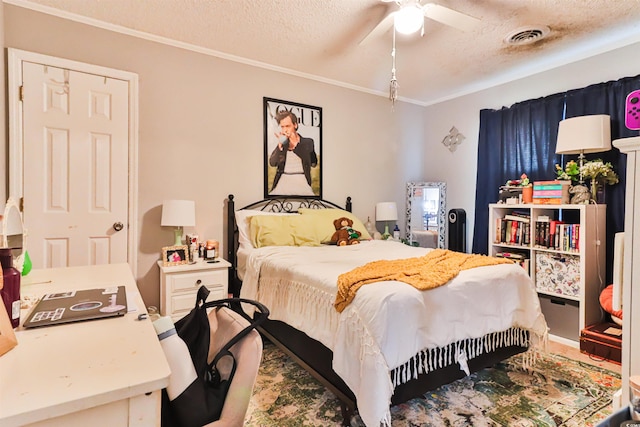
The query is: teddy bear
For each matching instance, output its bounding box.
[331,217,362,246]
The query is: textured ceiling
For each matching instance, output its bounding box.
[11,0,640,105]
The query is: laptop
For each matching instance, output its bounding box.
[23,286,128,328]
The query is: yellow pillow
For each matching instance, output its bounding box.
[250,215,321,248]
[297,208,372,243]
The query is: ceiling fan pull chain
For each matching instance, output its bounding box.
[389,29,398,107]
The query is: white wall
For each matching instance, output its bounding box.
[424,41,640,252]
[3,5,425,308]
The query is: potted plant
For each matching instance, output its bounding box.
[557,160,592,204]
[580,160,619,203]
[555,160,580,183]
[504,174,532,203]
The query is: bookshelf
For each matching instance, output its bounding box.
[489,203,607,344]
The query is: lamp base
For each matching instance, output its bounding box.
[381,224,391,240]
[173,227,183,246]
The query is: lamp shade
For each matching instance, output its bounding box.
[161,200,195,227]
[376,202,398,222]
[555,115,611,154]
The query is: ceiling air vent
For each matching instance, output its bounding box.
[504,25,550,46]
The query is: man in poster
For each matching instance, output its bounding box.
[269,110,318,196]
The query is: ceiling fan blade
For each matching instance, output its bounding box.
[422,3,480,32]
[359,11,396,45]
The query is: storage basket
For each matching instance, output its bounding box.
[535,252,580,297]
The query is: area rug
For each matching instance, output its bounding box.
[245,341,621,426]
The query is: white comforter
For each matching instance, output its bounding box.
[240,240,547,427]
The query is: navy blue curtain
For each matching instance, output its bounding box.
[472,74,640,285]
[563,76,640,283]
[472,93,566,253]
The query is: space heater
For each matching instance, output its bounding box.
[448,209,466,253]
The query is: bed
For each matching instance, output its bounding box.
[225,194,547,427]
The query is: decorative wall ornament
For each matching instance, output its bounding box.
[441,126,465,152]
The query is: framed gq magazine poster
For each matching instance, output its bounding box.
[264,97,322,198]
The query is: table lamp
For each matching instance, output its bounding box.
[376,202,398,240]
[161,200,195,246]
[556,114,611,193]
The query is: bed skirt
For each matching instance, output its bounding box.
[259,318,529,419]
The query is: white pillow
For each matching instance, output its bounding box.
[235,210,297,249]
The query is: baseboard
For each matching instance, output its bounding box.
[612,388,623,410]
[548,333,579,348]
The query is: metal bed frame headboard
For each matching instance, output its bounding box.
[225,194,352,296]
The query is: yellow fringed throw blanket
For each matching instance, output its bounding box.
[334,249,513,312]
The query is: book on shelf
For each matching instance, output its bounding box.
[550,220,564,248]
[532,180,570,203]
[532,190,563,197]
[533,180,567,186]
[533,184,564,190]
[535,221,549,247]
[559,223,580,252]
[495,252,530,274]
[495,217,530,245]
[500,219,508,242]
[495,252,527,260]
[504,214,530,223]
[533,197,563,205]
[510,220,519,244]
[534,220,580,251]
[507,210,530,218]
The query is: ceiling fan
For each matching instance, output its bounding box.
[360,0,480,45]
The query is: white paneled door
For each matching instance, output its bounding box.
[21,62,129,268]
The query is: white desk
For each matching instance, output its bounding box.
[0,263,170,427]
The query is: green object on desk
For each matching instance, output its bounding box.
[21,250,32,276]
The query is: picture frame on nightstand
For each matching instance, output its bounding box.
[162,245,189,267]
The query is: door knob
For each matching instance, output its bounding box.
[113,222,124,231]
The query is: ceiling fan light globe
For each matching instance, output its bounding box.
[394,5,424,35]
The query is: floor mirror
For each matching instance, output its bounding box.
[1,198,24,253]
[406,182,446,248]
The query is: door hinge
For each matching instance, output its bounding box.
[19,197,24,212]
[19,85,24,101]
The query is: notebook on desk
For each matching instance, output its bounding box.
[23,286,128,328]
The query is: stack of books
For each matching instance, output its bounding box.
[495,251,530,275]
[534,215,580,251]
[495,211,531,246]
[532,180,570,204]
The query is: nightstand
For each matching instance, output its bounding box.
[158,258,231,321]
